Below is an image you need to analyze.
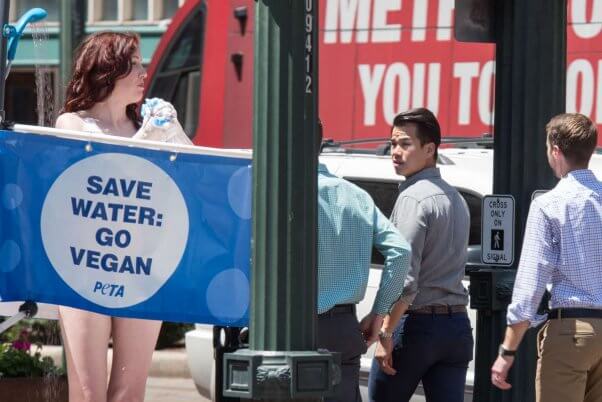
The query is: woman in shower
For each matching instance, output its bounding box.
[55,31,160,402]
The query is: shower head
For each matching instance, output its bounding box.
[6,8,48,61]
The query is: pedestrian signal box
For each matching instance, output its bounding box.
[481,195,515,266]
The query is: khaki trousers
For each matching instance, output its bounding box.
[536,318,602,402]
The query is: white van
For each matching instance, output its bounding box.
[186,139,496,401]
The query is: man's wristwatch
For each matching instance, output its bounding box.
[378,330,394,339]
[498,344,517,357]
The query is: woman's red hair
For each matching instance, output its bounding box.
[62,31,141,127]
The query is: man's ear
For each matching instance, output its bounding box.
[425,142,436,157]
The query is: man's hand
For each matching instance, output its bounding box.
[491,321,529,390]
[375,337,396,375]
[359,313,384,346]
[491,355,514,390]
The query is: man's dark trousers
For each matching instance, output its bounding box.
[368,312,473,402]
[317,305,367,402]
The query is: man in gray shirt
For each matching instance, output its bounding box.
[368,108,473,402]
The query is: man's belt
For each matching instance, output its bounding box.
[319,304,356,317]
[548,308,602,319]
[409,305,467,315]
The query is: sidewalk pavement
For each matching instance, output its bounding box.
[146,377,210,402]
[40,345,192,378]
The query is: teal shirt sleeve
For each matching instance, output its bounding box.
[371,204,412,315]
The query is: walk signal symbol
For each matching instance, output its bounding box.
[491,230,504,251]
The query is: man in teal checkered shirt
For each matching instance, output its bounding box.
[317,124,411,402]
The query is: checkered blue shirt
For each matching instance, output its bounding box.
[317,164,411,315]
[507,169,602,327]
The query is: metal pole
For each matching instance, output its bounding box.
[250,0,318,352]
[469,1,566,401]
[223,0,338,400]
[0,312,27,334]
[0,301,38,335]
[0,0,11,123]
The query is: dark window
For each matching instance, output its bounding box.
[458,191,482,247]
[5,70,57,125]
[163,14,203,72]
[346,179,399,267]
[147,5,205,139]
[148,75,178,101]
[132,0,149,20]
[16,0,59,21]
[346,178,483,267]
[172,72,200,133]
[162,0,181,19]
[171,74,191,131]
[182,71,200,134]
[101,0,118,20]
[351,179,400,219]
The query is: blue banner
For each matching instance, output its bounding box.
[0,129,251,326]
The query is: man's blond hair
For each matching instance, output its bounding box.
[546,113,597,166]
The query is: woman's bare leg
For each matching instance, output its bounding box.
[59,306,111,402]
[107,317,161,402]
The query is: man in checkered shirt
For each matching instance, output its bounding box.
[316,120,411,402]
[491,113,602,402]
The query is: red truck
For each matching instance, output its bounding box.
[145,0,602,147]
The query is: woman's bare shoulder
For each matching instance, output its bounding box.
[55,112,86,130]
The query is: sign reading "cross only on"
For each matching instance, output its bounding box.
[481,195,515,266]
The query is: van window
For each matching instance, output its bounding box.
[346,179,482,267]
[458,191,482,247]
[346,179,399,267]
[146,5,205,138]
[350,179,399,219]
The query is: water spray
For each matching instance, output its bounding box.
[0,4,47,125]
[5,7,48,78]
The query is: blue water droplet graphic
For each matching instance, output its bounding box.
[206,269,249,324]
[2,184,23,210]
[0,240,21,272]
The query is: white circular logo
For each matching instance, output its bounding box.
[41,153,189,308]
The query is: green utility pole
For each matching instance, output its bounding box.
[223,0,339,400]
[59,0,86,98]
[467,1,566,401]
